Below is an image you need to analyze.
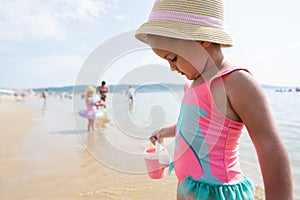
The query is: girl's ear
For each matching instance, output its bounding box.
[201,41,211,48]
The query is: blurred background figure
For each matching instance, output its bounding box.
[97,81,109,109]
[42,89,48,102]
[41,89,48,114]
[125,85,136,105]
[78,86,100,132]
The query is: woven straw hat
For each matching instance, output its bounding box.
[135,0,232,47]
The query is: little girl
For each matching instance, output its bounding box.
[135,0,293,199]
[78,86,100,132]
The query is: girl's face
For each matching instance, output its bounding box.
[149,35,208,80]
[152,48,200,80]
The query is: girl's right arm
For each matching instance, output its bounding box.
[150,124,176,145]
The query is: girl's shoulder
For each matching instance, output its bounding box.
[219,67,252,78]
[221,67,266,110]
[221,68,257,89]
[210,67,257,93]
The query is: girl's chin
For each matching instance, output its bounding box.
[185,75,193,80]
[177,71,196,80]
[185,74,200,80]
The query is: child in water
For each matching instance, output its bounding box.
[135,0,293,199]
[79,86,100,132]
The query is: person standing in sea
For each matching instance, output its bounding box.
[96,81,109,109]
[126,85,136,105]
[42,89,48,107]
[42,89,48,101]
[78,86,100,132]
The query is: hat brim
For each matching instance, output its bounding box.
[135,20,233,47]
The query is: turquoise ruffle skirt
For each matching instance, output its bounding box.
[177,175,255,200]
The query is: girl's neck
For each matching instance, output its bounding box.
[192,53,230,87]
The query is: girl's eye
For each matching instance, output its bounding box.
[171,56,177,62]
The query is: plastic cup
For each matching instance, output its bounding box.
[144,147,169,179]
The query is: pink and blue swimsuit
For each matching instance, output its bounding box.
[174,68,255,199]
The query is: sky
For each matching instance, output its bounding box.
[0,0,299,89]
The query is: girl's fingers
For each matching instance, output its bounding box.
[150,135,157,144]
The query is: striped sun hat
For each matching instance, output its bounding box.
[135,0,232,47]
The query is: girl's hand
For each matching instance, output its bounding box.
[149,125,176,145]
[150,129,164,145]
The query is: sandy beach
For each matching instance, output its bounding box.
[0,100,39,185]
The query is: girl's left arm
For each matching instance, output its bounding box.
[225,70,293,200]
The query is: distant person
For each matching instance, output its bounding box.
[136,0,292,199]
[41,89,48,112]
[42,89,48,101]
[95,96,107,111]
[78,86,100,132]
[42,89,48,98]
[96,81,109,109]
[125,85,135,104]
